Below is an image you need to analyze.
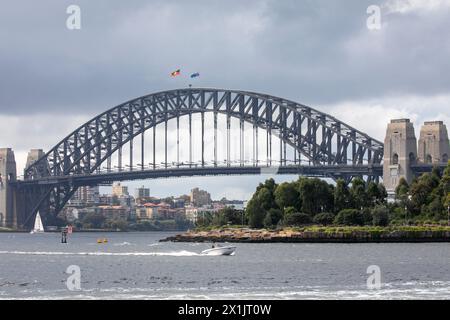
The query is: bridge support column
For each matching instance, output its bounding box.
[418,121,450,165]
[0,148,17,228]
[383,119,417,195]
[25,149,45,176]
[19,149,50,229]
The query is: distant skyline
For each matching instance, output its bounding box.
[99,174,301,201]
[1,0,449,200]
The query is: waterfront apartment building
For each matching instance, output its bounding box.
[135,205,147,220]
[140,203,186,220]
[143,203,159,219]
[190,188,212,207]
[97,205,128,221]
[136,186,150,199]
[69,186,100,206]
[185,204,224,224]
[112,182,129,197]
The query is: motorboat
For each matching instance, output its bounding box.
[201,244,236,256]
[30,211,45,234]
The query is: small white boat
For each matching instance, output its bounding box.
[201,244,236,256]
[30,211,45,234]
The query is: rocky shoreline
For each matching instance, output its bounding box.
[160,227,450,243]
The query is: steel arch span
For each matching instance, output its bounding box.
[17,88,384,228]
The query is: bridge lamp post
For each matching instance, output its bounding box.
[405,195,412,226]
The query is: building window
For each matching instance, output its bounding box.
[426,154,433,164]
[443,154,448,163]
[392,153,399,165]
[409,153,416,164]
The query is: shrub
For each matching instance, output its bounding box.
[284,212,312,226]
[361,208,373,225]
[262,208,283,229]
[263,212,274,229]
[371,206,389,226]
[313,213,335,226]
[334,209,364,226]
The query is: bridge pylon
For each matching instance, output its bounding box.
[25,149,46,177]
[418,121,450,165]
[0,148,17,228]
[383,119,417,194]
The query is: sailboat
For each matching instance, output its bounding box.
[30,211,45,234]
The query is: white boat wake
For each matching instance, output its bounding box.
[0,250,200,257]
[113,242,133,246]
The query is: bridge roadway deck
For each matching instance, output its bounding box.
[14,164,384,187]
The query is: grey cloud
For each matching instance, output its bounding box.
[1,0,449,116]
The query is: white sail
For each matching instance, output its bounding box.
[31,212,45,233]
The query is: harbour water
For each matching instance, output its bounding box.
[0,232,450,300]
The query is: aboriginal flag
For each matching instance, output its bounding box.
[171,69,181,77]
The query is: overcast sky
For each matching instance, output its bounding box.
[1,0,449,200]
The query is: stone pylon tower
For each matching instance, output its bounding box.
[383,119,417,193]
[25,149,46,176]
[0,148,17,227]
[417,121,450,165]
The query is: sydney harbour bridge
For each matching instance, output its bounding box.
[0,88,448,229]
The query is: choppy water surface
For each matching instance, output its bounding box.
[0,232,449,299]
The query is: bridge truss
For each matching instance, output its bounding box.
[17,88,384,228]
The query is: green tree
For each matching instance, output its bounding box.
[274,182,299,211]
[284,212,312,226]
[444,193,450,214]
[395,177,409,200]
[246,179,279,228]
[196,211,214,227]
[284,206,297,218]
[350,178,368,210]
[263,208,283,228]
[377,184,388,204]
[409,173,437,215]
[371,205,390,226]
[367,182,386,206]
[82,212,106,229]
[298,178,334,215]
[334,209,364,226]
[439,161,450,217]
[214,207,242,226]
[313,213,335,226]
[226,208,244,225]
[425,197,445,220]
[334,179,350,213]
[246,198,266,228]
[257,187,276,211]
[212,212,227,226]
[263,212,273,229]
[440,161,450,194]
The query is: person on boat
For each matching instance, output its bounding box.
[212,242,216,248]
